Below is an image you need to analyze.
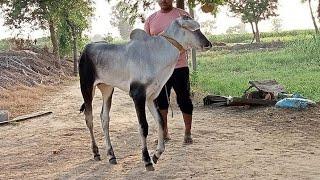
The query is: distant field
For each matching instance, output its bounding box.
[209,29,316,44]
[192,33,320,102]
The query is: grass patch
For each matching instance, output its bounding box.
[192,36,320,101]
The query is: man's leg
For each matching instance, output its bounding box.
[182,113,193,144]
[172,67,193,144]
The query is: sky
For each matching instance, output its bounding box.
[0,0,319,39]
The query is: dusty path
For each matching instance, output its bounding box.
[1,81,320,179]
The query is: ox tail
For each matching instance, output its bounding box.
[79,46,96,113]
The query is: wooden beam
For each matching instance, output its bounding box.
[189,3,197,71]
[0,111,52,125]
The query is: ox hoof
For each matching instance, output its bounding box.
[152,154,159,164]
[145,164,155,171]
[94,155,101,161]
[109,158,117,165]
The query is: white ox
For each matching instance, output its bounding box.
[79,15,212,171]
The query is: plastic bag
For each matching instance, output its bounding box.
[275,98,316,110]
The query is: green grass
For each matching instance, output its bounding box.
[192,35,320,101]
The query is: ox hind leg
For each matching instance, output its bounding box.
[82,90,101,161]
[97,84,117,164]
[147,99,165,164]
[129,82,154,171]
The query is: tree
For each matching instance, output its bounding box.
[115,0,227,25]
[271,18,282,32]
[228,0,278,43]
[301,0,319,34]
[0,0,93,74]
[0,0,63,68]
[110,2,134,40]
[59,0,93,76]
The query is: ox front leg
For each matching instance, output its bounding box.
[147,99,165,164]
[130,82,154,171]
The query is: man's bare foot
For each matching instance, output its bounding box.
[183,133,193,144]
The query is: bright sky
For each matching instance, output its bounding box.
[0,0,318,39]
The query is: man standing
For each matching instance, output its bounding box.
[144,0,193,144]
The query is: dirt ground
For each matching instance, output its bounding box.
[0,80,319,180]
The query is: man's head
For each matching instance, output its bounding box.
[157,0,174,12]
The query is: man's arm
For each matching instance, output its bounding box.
[144,17,151,35]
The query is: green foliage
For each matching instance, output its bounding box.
[228,0,279,42]
[104,34,114,43]
[0,39,10,51]
[114,0,156,25]
[35,37,52,48]
[57,0,93,57]
[192,35,320,101]
[0,0,62,30]
[111,2,134,40]
[58,22,90,57]
[228,0,278,23]
[58,21,72,56]
[59,0,93,33]
[116,0,227,25]
[0,0,93,58]
[188,0,226,7]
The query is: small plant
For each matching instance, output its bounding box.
[190,70,199,87]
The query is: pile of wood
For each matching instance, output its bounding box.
[0,48,73,89]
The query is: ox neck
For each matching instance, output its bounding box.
[161,34,185,52]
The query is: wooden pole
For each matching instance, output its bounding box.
[189,4,197,71]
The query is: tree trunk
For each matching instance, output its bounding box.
[71,30,78,76]
[250,22,256,43]
[176,0,184,9]
[308,0,319,34]
[254,21,261,43]
[65,15,79,76]
[49,19,61,69]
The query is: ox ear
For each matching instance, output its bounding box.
[176,18,200,32]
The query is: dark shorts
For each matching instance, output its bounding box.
[155,67,193,115]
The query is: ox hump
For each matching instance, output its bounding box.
[130,29,150,41]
